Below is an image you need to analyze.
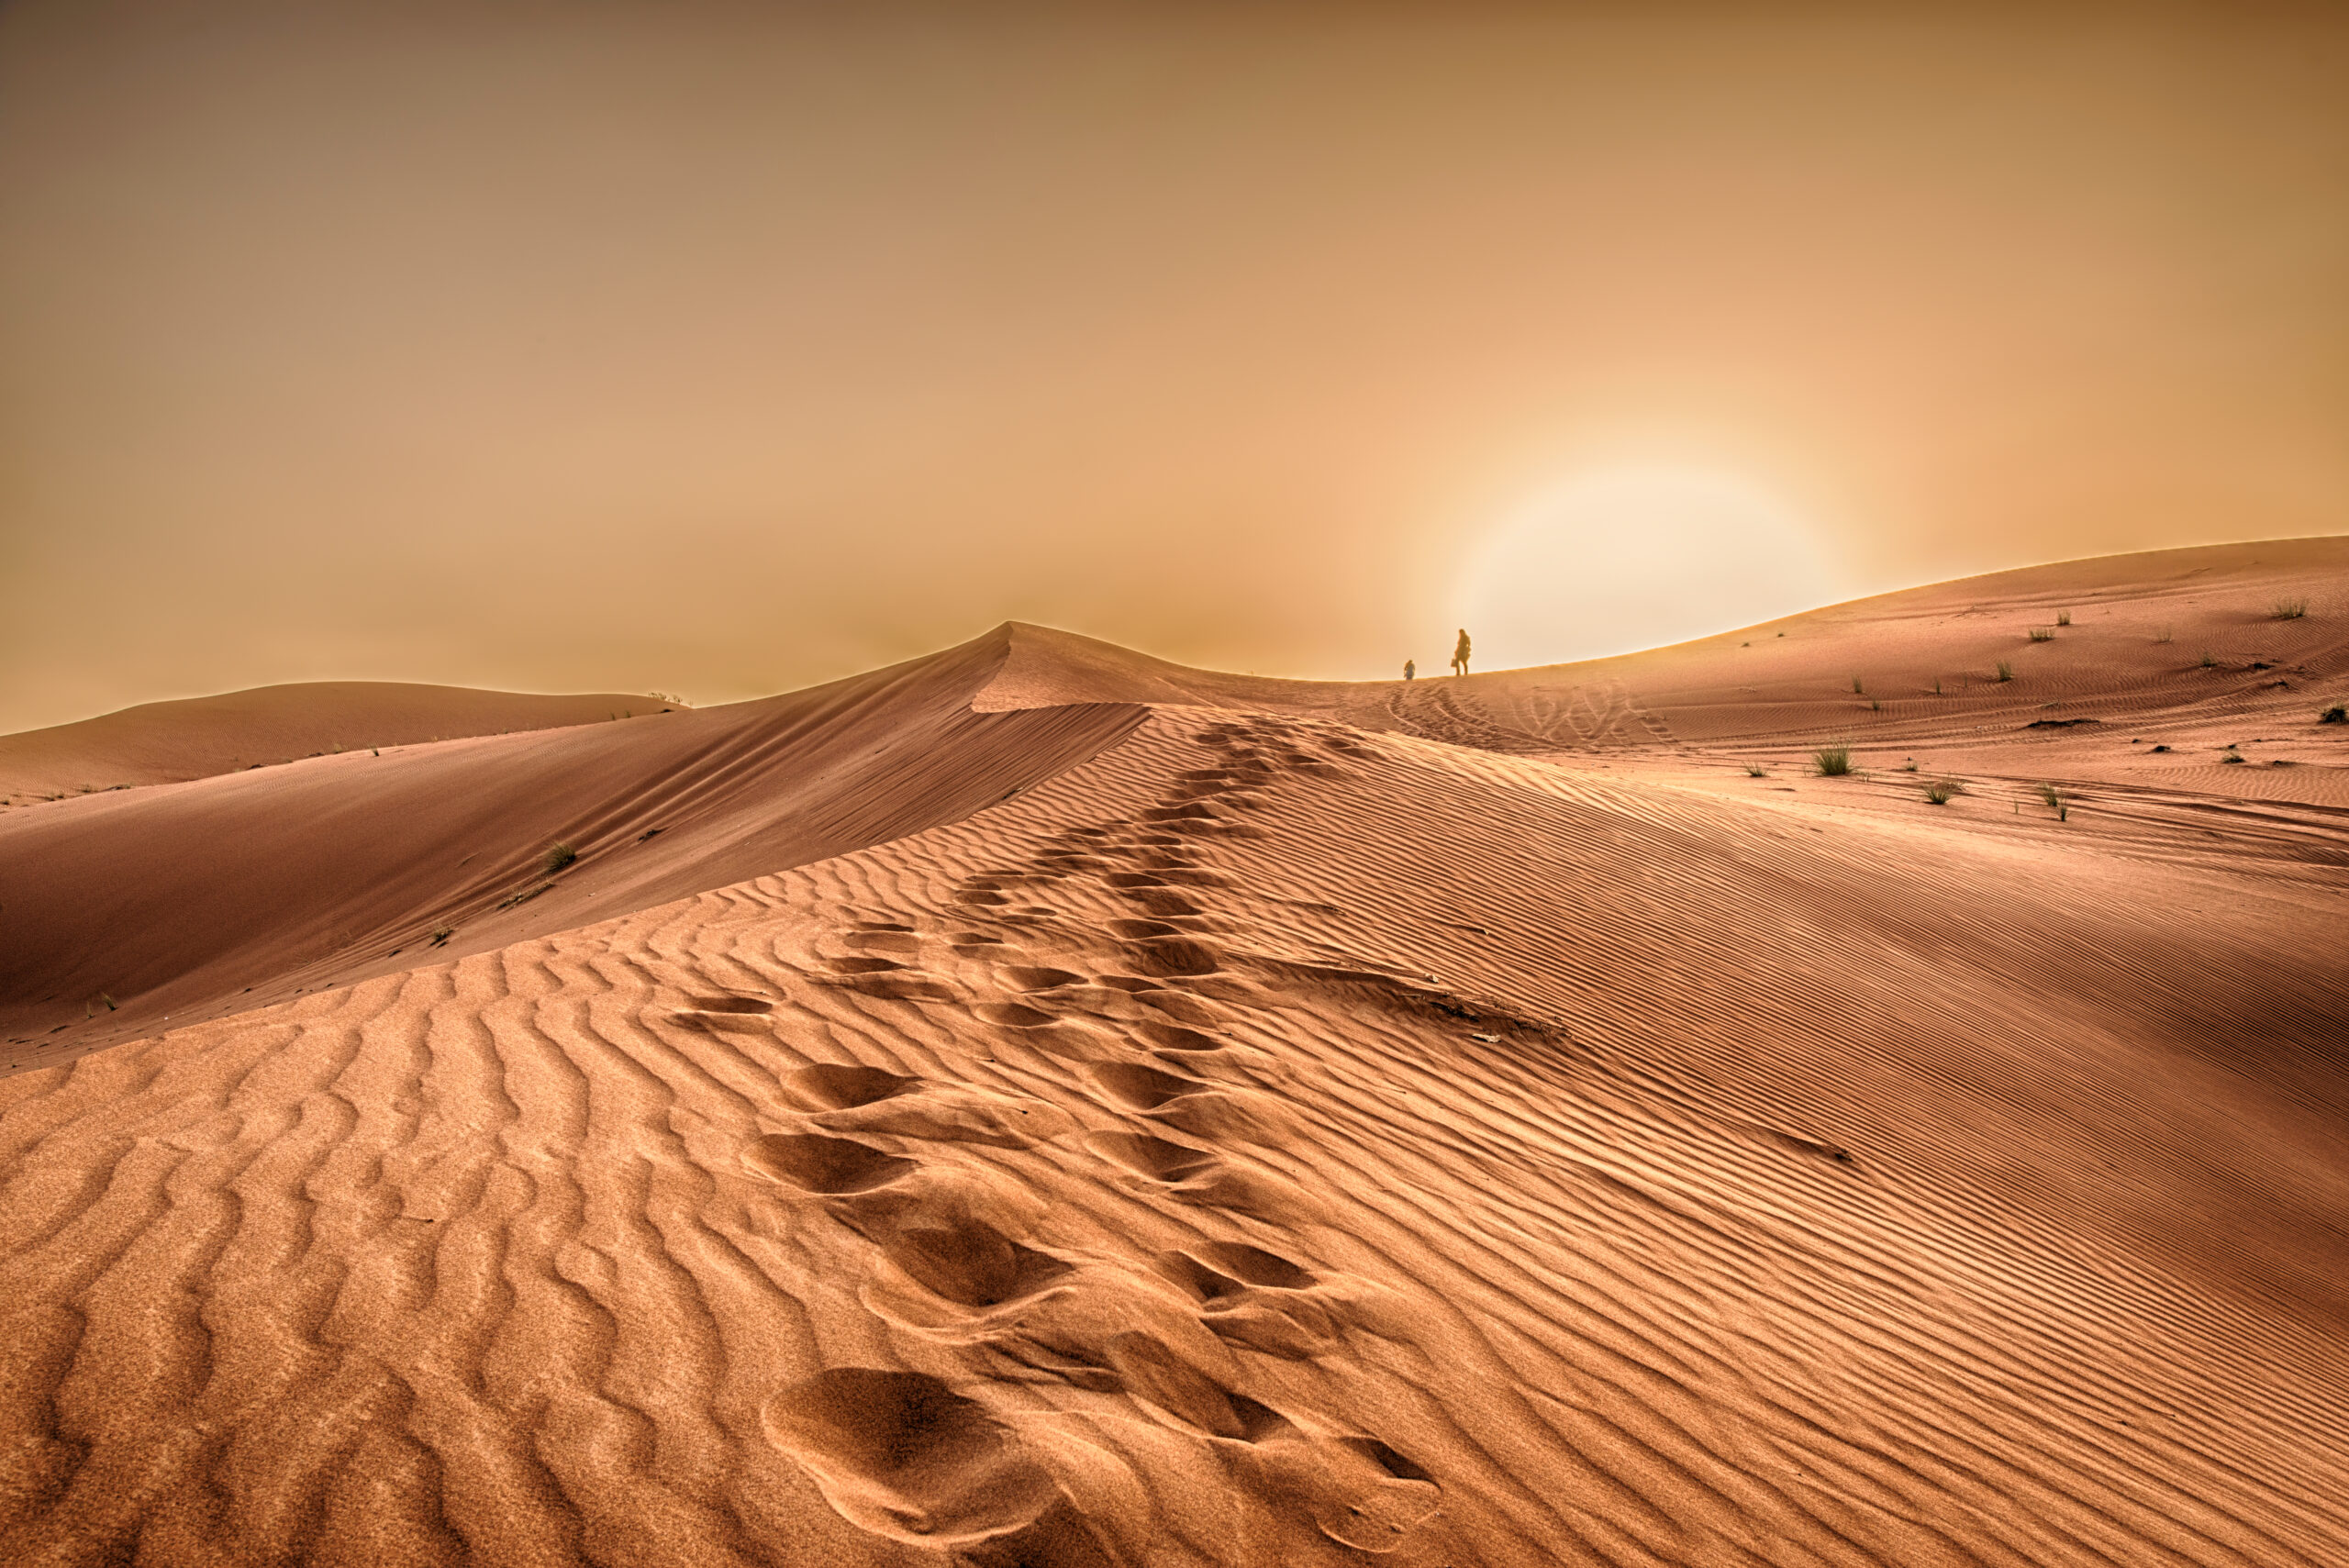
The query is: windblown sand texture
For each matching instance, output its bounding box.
[2,539,2344,1567]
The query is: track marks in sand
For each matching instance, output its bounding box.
[795,706,2349,1568]
[762,1367,1063,1546]
[0,698,2344,1565]
[719,906,1453,1562]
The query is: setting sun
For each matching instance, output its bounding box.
[1,6,2343,1564]
[1455,467,1843,669]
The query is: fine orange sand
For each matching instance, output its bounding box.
[0,539,2343,1566]
[0,683,660,804]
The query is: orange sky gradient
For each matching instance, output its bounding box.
[3,0,2344,732]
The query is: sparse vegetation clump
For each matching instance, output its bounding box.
[1743,762,1768,777]
[542,842,578,874]
[428,926,454,947]
[1851,675,1865,694]
[1812,744,1854,777]
[1994,661,2013,683]
[2321,706,2347,724]
[2037,783,2069,821]
[2055,609,2071,627]
[2027,627,2055,642]
[1923,779,1961,805]
[2155,627,2173,644]
[2271,597,2308,620]
[2199,651,2218,669]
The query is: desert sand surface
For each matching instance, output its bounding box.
[0,684,661,805]
[0,539,2343,1567]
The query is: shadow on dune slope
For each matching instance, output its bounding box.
[8,537,2346,1074]
[0,628,1144,1069]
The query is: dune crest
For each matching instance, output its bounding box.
[0,541,2344,1565]
[0,681,659,801]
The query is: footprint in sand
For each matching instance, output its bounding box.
[1304,1437,1445,1553]
[1123,888,1211,919]
[811,962,955,1002]
[874,1216,1074,1312]
[743,1131,917,1194]
[1007,1294,1442,1555]
[1155,1242,1346,1361]
[780,1063,1080,1151]
[1081,1119,1321,1224]
[1117,933,1225,980]
[762,1368,1064,1546]
[754,1123,1436,1558]
[744,1093,1069,1315]
[783,1062,918,1109]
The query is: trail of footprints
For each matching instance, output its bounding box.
[696,719,1448,1563]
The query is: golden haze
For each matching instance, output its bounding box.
[2,1,2344,730]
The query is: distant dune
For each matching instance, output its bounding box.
[0,539,2343,1566]
[0,681,660,802]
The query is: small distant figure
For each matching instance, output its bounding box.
[1403,660,1416,681]
[1451,628,1472,676]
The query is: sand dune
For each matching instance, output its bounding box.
[0,541,2344,1565]
[0,632,1142,1059]
[0,682,657,804]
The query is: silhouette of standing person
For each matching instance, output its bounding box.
[1403,660,1415,681]
[1451,628,1472,676]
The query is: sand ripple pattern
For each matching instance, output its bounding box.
[1,708,2344,1565]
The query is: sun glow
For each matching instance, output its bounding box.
[1453,467,1843,671]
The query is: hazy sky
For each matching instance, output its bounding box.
[4,1,2344,730]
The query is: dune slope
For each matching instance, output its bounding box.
[0,629,1142,1062]
[0,682,658,802]
[0,542,2343,1567]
